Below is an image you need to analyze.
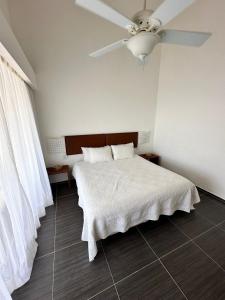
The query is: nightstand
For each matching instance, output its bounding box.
[140,153,160,165]
[47,165,71,187]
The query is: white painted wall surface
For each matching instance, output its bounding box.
[154,0,225,200]
[9,0,161,166]
[0,0,10,22]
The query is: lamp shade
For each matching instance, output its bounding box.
[127,32,160,59]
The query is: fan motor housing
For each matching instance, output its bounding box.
[133,9,153,27]
[131,9,160,34]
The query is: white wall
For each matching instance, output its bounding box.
[0,0,10,22]
[0,0,36,87]
[9,0,161,166]
[154,0,225,200]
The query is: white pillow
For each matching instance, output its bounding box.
[81,147,90,162]
[111,143,134,160]
[82,146,113,163]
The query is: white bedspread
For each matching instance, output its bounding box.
[73,156,200,261]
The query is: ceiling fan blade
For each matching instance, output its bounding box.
[75,0,136,30]
[160,30,212,47]
[90,39,128,58]
[151,0,195,26]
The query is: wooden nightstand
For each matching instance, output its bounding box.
[47,165,71,187]
[140,153,160,165]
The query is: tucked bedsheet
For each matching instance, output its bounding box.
[73,156,200,261]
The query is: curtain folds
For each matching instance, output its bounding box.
[0,58,53,299]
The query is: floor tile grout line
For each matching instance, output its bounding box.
[114,258,159,286]
[218,222,225,233]
[159,240,191,260]
[136,227,189,300]
[51,185,58,300]
[41,195,224,300]
[100,242,121,300]
[45,188,225,299]
[87,258,161,299]
[38,212,225,260]
[87,284,115,300]
[168,218,225,274]
[160,258,189,300]
[194,209,222,225]
[35,251,55,261]
[40,217,56,224]
[38,195,225,299]
[88,233,210,300]
[167,216,225,243]
[92,220,224,293]
[54,240,83,253]
[167,216,225,244]
[193,241,225,273]
[135,227,158,257]
[191,222,222,240]
[35,240,84,261]
[194,210,225,232]
[194,210,215,225]
[134,219,221,263]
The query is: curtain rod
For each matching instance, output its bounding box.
[0,42,34,88]
[0,56,25,83]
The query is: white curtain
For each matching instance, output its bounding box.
[0,57,53,299]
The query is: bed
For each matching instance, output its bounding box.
[66,133,200,261]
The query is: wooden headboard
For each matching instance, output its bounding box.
[65,132,138,155]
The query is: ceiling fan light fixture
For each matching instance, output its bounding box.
[75,0,212,62]
[138,54,147,63]
[126,32,160,59]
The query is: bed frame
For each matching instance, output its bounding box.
[65,132,138,155]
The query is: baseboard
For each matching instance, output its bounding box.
[197,187,225,205]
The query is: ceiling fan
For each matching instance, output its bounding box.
[75,0,211,62]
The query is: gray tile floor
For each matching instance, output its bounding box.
[12,183,225,300]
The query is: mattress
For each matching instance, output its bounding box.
[73,156,200,261]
